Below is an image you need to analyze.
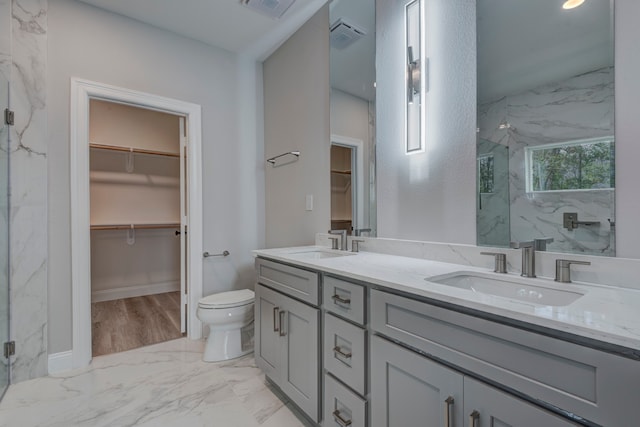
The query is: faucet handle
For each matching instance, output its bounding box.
[534,237,554,251]
[351,238,365,253]
[555,259,591,283]
[480,252,507,273]
[510,241,534,249]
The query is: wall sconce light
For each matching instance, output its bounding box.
[405,0,426,154]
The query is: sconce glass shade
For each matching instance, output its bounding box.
[406,0,424,154]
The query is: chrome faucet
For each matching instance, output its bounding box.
[328,229,348,251]
[510,241,536,278]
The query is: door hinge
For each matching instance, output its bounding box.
[4,108,14,126]
[4,341,15,358]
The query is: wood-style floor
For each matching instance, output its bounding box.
[91,291,183,357]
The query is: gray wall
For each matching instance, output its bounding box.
[263,5,330,248]
[375,0,477,243]
[615,0,640,259]
[47,0,264,354]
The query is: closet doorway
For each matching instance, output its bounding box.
[89,100,186,356]
[71,79,203,369]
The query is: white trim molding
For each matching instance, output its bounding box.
[331,134,365,231]
[48,351,73,375]
[70,78,204,370]
[91,281,180,303]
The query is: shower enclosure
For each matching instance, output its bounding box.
[0,0,12,397]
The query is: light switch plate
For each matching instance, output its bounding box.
[306,195,313,211]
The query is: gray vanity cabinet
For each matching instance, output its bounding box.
[463,378,576,427]
[255,283,320,422]
[371,336,576,427]
[370,335,464,427]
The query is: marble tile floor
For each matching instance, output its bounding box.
[0,338,305,427]
[92,292,183,357]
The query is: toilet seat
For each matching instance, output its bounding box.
[198,289,255,309]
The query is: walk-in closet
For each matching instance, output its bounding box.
[89,99,186,357]
[330,145,354,233]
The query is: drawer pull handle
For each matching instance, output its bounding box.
[469,410,479,427]
[279,310,286,336]
[332,294,351,305]
[444,396,454,427]
[273,307,279,332]
[332,410,352,427]
[333,346,352,359]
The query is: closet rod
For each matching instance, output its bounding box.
[89,143,180,158]
[90,223,181,231]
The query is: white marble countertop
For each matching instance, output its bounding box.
[253,246,640,356]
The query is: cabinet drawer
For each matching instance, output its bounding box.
[324,373,366,427]
[324,313,366,395]
[323,276,365,325]
[370,289,639,427]
[256,258,319,305]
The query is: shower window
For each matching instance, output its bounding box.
[477,154,494,193]
[526,137,615,192]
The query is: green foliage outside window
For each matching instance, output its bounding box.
[529,139,614,191]
[478,155,494,193]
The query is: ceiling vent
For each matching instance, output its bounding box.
[330,18,367,50]
[242,0,296,19]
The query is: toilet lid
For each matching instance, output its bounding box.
[198,289,255,308]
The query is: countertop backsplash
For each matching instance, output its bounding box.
[316,233,640,292]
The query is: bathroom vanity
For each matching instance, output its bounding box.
[253,246,640,427]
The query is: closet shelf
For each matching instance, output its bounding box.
[90,143,180,158]
[90,223,180,231]
[331,169,352,175]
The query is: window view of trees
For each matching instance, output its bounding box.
[529,139,614,191]
[478,155,494,193]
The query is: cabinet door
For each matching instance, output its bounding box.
[371,336,464,427]
[463,377,578,427]
[255,284,282,380]
[279,293,320,422]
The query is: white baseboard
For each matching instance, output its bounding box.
[48,351,73,375]
[92,281,180,303]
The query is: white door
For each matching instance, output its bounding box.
[179,117,188,333]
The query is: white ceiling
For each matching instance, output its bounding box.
[478,0,613,103]
[78,0,327,59]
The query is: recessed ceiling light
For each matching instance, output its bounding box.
[563,0,585,10]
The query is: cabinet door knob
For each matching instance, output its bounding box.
[332,409,353,427]
[273,307,279,332]
[444,396,454,427]
[469,410,480,427]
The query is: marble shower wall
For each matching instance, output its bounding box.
[9,0,48,382]
[478,67,615,256]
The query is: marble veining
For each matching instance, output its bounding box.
[8,0,48,382]
[477,67,615,256]
[301,236,640,353]
[0,338,305,427]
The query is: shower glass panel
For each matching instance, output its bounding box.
[0,0,11,396]
[477,139,510,248]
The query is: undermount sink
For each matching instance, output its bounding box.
[426,271,585,307]
[287,249,356,259]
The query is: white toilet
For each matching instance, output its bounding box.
[196,289,255,362]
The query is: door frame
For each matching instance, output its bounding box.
[70,78,204,369]
[331,134,365,230]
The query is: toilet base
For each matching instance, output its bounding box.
[203,323,254,362]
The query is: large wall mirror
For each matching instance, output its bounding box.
[476,0,615,256]
[329,0,377,237]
